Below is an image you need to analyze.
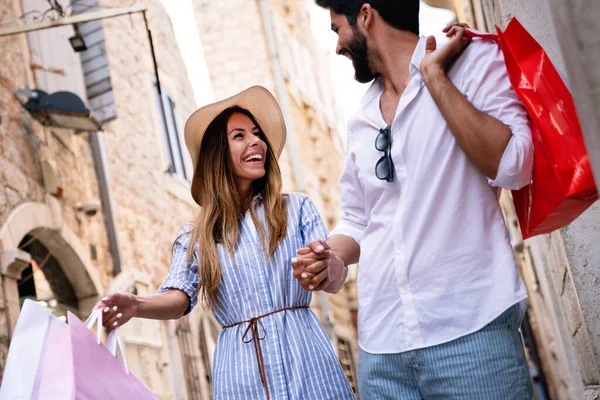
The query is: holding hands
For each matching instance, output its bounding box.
[292,239,347,294]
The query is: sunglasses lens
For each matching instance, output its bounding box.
[375,132,388,151]
[376,157,390,180]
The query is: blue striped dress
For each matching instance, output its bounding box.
[158,193,355,399]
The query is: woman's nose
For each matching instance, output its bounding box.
[248,135,260,146]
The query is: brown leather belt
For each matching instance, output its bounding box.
[222,305,309,400]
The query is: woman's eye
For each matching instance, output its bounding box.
[234,133,243,139]
[253,130,262,137]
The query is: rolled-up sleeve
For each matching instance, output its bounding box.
[158,226,199,315]
[465,39,534,190]
[329,154,367,245]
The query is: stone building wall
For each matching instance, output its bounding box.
[0,0,111,379]
[0,0,209,397]
[96,1,209,397]
[98,0,197,286]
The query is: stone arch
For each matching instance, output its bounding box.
[109,269,155,294]
[0,199,103,314]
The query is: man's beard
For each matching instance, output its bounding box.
[346,26,376,84]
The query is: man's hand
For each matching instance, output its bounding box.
[420,23,471,79]
[292,239,347,293]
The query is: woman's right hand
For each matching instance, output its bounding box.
[94,292,140,332]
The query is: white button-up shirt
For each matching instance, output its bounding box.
[330,36,534,354]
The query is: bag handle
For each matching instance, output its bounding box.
[85,308,104,344]
[84,308,130,374]
[106,329,129,374]
[464,28,499,41]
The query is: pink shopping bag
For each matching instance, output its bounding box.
[66,310,156,399]
[1,300,156,399]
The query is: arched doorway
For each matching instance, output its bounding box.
[0,201,104,380]
[17,234,79,320]
[1,202,103,310]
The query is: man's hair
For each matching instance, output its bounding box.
[315,0,420,35]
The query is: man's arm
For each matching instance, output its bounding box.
[420,26,533,186]
[327,234,360,266]
[422,65,511,180]
[292,148,366,293]
[320,234,360,293]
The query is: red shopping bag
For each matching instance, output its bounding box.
[466,18,598,239]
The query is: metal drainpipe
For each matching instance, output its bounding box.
[89,131,123,276]
[257,0,305,192]
[258,0,336,341]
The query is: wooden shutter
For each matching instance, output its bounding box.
[72,0,117,123]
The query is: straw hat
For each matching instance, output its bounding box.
[184,85,286,205]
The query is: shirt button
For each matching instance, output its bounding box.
[400,289,408,295]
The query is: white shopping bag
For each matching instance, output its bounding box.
[0,299,54,400]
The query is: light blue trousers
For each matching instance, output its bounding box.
[358,306,533,399]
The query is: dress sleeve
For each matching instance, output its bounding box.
[157,226,199,315]
[297,194,329,246]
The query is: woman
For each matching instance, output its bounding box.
[95,86,355,400]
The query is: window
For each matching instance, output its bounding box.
[154,82,189,182]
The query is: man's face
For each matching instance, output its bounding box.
[330,10,376,84]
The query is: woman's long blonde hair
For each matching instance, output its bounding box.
[184,106,288,306]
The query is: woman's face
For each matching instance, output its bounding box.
[226,112,268,188]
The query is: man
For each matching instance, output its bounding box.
[291,1,534,398]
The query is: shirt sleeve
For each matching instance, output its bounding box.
[329,149,368,245]
[157,226,199,315]
[298,194,329,246]
[463,39,534,190]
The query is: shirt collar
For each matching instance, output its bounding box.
[409,36,428,76]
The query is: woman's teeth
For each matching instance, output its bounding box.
[244,154,263,162]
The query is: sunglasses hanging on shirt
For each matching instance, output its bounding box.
[375,125,394,182]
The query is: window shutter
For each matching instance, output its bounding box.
[153,82,177,173]
[73,1,117,123]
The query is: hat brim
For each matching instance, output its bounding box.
[184,86,286,205]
